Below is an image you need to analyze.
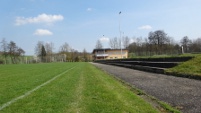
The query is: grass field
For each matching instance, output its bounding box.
[0,62,162,113]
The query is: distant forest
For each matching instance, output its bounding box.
[0,39,91,64]
[95,30,201,56]
[1,29,201,64]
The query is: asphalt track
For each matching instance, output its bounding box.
[92,63,201,113]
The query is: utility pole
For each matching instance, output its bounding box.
[103,35,105,60]
[119,11,122,58]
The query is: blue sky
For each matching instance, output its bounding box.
[0,0,201,55]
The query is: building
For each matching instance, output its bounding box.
[92,48,128,60]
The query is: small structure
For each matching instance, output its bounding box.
[92,48,128,60]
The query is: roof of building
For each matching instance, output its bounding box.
[92,48,128,53]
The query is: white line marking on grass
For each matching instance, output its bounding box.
[0,66,76,111]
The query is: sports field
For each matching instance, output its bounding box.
[0,62,159,113]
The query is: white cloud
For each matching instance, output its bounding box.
[138,25,152,30]
[87,8,93,11]
[99,37,109,42]
[15,13,64,26]
[34,29,53,36]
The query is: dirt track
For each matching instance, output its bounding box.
[92,63,201,113]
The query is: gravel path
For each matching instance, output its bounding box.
[92,63,201,113]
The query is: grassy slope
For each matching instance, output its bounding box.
[0,63,160,113]
[166,54,201,76]
[129,53,201,77]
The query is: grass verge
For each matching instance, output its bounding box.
[96,67,180,113]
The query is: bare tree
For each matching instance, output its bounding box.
[45,42,54,62]
[0,38,8,64]
[128,34,177,57]
[16,48,25,56]
[165,36,177,54]
[60,42,71,53]
[35,41,44,57]
[148,30,170,54]
[128,37,144,56]
[16,47,25,63]
[180,36,192,53]
[109,37,120,49]
[122,36,130,49]
[59,42,72,62]
[144,38,150,56]
[118,38,121,49]
[189,37,201,52]
[109,38,115,49]
[95,40,103,49]
[82,48,88,62]
[70,48,79,62]
[45,42,54,55]
[136,37,143,55]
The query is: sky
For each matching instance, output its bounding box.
[0,0,201,55]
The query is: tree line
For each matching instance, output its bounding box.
[95,30,201,57]
[95,36,130,49]
[0,38,25,64]
[34,41,91,63]
[1,29,201,64]
[0,39,91,64]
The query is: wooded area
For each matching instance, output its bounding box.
[128,30,201,56]
[0,39,91,64]
[0,38,25,64]
[1,29,201,64]
[96,30,201,57]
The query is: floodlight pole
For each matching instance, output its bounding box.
[119,11,122,58]
[103,35,105,60]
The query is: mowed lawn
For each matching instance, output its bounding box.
[0,63,159,113]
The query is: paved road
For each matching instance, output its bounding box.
[92,63,201,113]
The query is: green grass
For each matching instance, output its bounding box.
[166,54,201,76]
[128,53,201,77]
[0,62,162,113]
[0,63,77,107]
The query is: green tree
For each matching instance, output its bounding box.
[8,41,17,64]
[41,45,46,62]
